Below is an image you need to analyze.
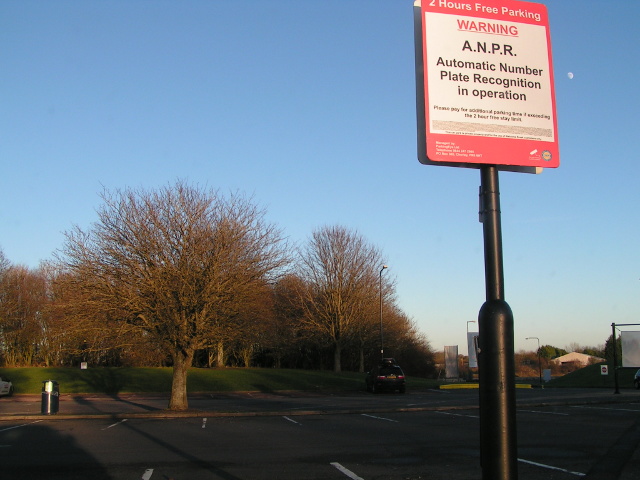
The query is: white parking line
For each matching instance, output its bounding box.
[331,462,364,480]
[407,400,448,406]
[518,458,585,476]
[518,409,569,416]
[572,405,640,413]
[435,411,479,419]
[0,420,42,432]
[101,419,128,430]
[141,468,154,479]
[361,414,398,423]
[283,416,301,425]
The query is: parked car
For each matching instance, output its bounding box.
[634,369,640,389]
[0,376,14,397]
[365,358,406,393]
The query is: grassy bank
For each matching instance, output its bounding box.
[0,367,440,395]
[2,363,632,395]
[547,363,637,389]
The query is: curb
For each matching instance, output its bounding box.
[3,395,639,422]
[439,383,533,390]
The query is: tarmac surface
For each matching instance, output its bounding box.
[2,386,640,420]
[2,387,640,479]
[2,386,639,420]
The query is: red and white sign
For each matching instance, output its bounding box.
[415,0,559,169]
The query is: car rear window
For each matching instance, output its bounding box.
[380,366,403,375]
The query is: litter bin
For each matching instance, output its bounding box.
[41,380,59,415]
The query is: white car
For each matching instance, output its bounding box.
[0,376,14,396]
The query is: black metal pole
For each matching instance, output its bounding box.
[527,336,543,388]
[478,166,518,480]
[538,349,543,388]
[612,322,620,394]
[379,266,387,361]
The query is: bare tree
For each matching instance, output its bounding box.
[0,248,10,275]
[296,225,388,372]
[0,265,48,366]
[269,274,308,368]
[57,181,288,410]
[225,281,274,367]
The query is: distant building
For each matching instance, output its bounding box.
[551,352,605,366]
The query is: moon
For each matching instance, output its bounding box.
[568,72,574,79]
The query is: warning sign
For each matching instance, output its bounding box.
[414,0,559,169]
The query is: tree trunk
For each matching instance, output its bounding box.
[333,342,342,373]
[169,349,194,411]
[216,341,225,367]
[358,346,365,373]
[274,351,281,369]
[241,346,253,368]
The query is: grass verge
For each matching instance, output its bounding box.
[3,363,630,395]
[0,367,440,395]
[547,362,637,389]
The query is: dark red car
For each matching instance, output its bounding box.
[365,358,406,393]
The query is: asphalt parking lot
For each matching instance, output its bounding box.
[2,388,640,479]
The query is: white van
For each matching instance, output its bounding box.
[0,376,14,396]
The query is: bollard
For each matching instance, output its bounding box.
[41,380,59,415]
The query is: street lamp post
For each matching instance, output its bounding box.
[526,336,543,388]
[379,265,388,360]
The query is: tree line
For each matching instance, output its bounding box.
[0,181,435,409]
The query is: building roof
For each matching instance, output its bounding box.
[551,352,605,365]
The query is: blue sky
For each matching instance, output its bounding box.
[1,1,638,353]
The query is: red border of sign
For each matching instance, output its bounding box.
[417,0,559,169]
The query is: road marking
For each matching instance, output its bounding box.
[435,411,479,419]
[283,416,301,425]
[141,468,154,479]
[202,418,207,429]
[101,419,128,430]
[331,462,364,480]
[361,414,398,423]
[0,420,42,432]
[518,409,569,416]
[518,458,585,476]
[572,405,640,413]
[407,400,447,406]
